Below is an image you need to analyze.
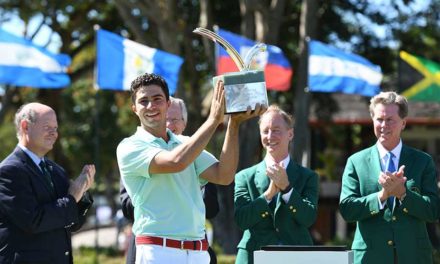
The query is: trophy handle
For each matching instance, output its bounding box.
[193,27,245,71]
[243,43,267,70]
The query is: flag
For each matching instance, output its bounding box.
[308,40,382,97]
[0,28,71,88]
[398,51,440,102]
[216,28,292,91]
[96,29,184,95]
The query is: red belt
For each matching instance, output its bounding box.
[136,235,209,251]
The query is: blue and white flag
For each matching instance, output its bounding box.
[308,40,382,97]
[0,28,71,88]
[96,29,184,95]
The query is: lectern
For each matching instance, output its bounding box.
[254,245,353,264]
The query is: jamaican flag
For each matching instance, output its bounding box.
[398,51,440,102]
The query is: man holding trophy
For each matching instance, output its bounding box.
[117,27,271,263]
[117,70,264,264]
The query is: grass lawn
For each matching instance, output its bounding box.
[73,247,236,264]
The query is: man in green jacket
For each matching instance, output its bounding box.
[339,91,438,264]
[234,105,319,264]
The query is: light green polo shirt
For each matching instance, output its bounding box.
[117,127,217,240]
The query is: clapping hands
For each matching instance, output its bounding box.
[69,164,96,202]
[378,165,406,201]
[264,163,290,200]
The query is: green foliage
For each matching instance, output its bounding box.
[314,122,370,181]
[58,76,137,198]
[315,148,342,181]
[1,0,440,252]
[0,87,40,160]
[433,249,440,264]
[325,234,354,248]
[59,79,97,166]
[73,247,123,264]
[217,255,237,264]
[0,116,16,159]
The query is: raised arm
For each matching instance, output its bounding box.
[149,80,225,174]
[201,104,266,185]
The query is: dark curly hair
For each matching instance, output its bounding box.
[130,73,169,103]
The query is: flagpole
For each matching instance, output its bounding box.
[397,49,402,93]
[292,36,311,167]
[92,24,100,264]
[292,0,319,167]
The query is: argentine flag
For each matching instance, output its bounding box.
[0,28,71,88]
[308,40,382,97]
[96,29,184,95]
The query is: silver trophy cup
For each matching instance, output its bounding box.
[194,27,269,113]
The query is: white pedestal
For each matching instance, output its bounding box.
[254,247,353,264]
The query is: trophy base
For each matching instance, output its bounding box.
[213,70,268,114]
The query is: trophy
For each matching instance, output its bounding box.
[193,28,269,114]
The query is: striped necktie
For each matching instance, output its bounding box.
[385,152,396,210]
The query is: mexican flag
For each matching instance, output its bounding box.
[398,51,440,102]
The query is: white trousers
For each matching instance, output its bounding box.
[136,244,210,264]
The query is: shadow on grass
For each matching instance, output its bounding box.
[74,246,237,264]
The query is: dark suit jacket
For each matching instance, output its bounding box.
[0,147,93,264]
[119,180,219,264]
[339,144,439,264]
[203,183,220,220]
[119,180,136,264]
[234,160,319,264]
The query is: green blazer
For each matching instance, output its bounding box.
[339,144,438,264]
[234,160,319,264]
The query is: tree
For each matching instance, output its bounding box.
[0,0,129,211]
[1,0,439,255]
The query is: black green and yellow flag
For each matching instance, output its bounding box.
[398,51,440,102]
